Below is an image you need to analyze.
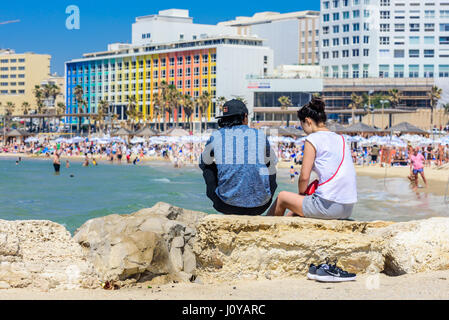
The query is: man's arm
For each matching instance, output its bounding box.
[199,136,215,171]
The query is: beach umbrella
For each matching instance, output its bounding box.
[387,122,427,135]
[326,121,346,132]
[342,122,379,134]
[25,137,39,143]
[162,128,191,137]
[111,128,132,136]
[134,126,158,137]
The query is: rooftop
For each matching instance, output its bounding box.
[218,10,320,26]
[68,35,264,62]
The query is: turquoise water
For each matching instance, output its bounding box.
[1,157,448,234]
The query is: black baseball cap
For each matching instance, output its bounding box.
[216,99,248,118]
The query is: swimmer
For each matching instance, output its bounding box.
[92,158,98,166]
[15,161,19,166]
[83,154,89,167]
[66,160,70,169]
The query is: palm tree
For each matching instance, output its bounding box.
[74,85,87,134]
[196,91,212,134]
[350,93,364,124]
[56,102,66,131]
[216,96,227,117]
[97,99,110,134]
[278,96,292,126]
[22,102,32,131]
[181,94,194,131]
[125,96,138,131]
[388,89,401,109]
[428,85,442,129]
[166,84,180,129]
[4,102,15,134]
[33,85,45,132]
[443,103,449,114]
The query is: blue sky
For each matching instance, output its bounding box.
[0,0,320,76]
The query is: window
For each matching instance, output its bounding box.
[353,23,360,31]
[363,65,369,78]
[424,65,434,78]
[440,37,449,45]
[342,65,349,78]
[409,36,420,45]
[353,36,360,44]
[185,79,191,89]
[323,14,330,22]
[194,79,199,88]
[352,49,359,57]
[202,66,208,75]
[332,66,339,78]
[323,26,330,34]
[410,24,420,32]
[352,64,359,78]
[364,23,370,31]
[333,26,339,33]
[323,52,329,59]
[425,23,435,32]
[380,37,390,45]
[409,49,420,58]
[363,36,369,44]
[380,0,390,4]
[194,67,199,76]
[363,49,369,56]
[424,50,434,58]
[424,36,435,44]
[333,13,340,20]
[169,58,175,66]
[439,65,449,78]
[394,50,405,58]
[333,51,339,58]
[343,24,350,32]
[324,1,330,9]
[395,23,405,32]
[380,11,390,19]
[211,66,216,74]
[211,54,216,62]
[177,56,183,65]
[323,39,330,47]
[425,10,435,18]
[380,24,390,32]
[343,50,349,57]
[186,67,191,77]
[194,55,200,64]
[394,65,404,78]
[343,11,350,19]
[353,10,360,18]
[441,23,449,32]
[202,55,208,63]
[343,37,349,45]
[394,36,405,45]
[161,58,166,67]
[441,10,449,18]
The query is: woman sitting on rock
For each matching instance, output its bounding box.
[267,97,357,219]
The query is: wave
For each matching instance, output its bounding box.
[152,178,171,183]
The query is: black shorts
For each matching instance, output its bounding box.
[53,163,61,173]
[201,162,277,216]
[371,155,378,162]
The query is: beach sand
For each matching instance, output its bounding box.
[1,271,449,300]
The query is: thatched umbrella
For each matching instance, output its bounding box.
[386,122,428,135]
[111,128,132,136]
[326,121,345,132]
[134,126,158,137]
[162,128,190,137]
[266,126,305,137]
[342,122,379,134]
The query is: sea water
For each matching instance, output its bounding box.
[0,157,447,234]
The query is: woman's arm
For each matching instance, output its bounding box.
[298,141,316,195]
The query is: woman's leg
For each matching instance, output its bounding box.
[419,171,428,187]
[267,191,305,217]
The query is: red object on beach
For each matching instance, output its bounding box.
[304,135,345,196]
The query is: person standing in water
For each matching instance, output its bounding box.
[410,147,427,190]
[66,160,70,168]
[53,150,61,174]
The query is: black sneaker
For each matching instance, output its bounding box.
[315,262,356,282]
[306,258,331,280]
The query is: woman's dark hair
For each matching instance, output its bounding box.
[297,97,327,124]
[218,113,246,128]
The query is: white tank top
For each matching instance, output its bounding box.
[305,131,358,204]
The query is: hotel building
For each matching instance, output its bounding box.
[319,0,449,109]
[65,36,273,129]
[219,11,321,67]
[0,50,52,114]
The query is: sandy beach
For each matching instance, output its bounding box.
[1,271,449,300]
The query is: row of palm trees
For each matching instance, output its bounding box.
[72,81,228,134]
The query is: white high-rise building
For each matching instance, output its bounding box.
[319,0,449,80]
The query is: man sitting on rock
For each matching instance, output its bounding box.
[199,99,278,215]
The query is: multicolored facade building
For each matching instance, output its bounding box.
[65,36,272,129]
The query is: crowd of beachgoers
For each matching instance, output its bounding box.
[1,133,449,169]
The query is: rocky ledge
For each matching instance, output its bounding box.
[1,203,449,290]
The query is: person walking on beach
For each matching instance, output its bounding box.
[267,97,357,219]
[410,147,427,190]
[370,145,379,166]
[199,99,278,216]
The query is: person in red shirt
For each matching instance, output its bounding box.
[410,147,427,190]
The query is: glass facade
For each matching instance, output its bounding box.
[254,92,313,108]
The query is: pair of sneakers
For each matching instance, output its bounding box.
[307,258,356,282]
